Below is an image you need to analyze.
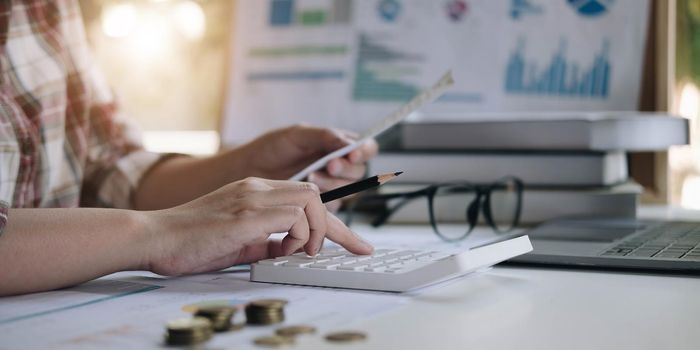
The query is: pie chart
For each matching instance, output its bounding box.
[567,0,613,16]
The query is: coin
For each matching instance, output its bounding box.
[182,300,232,313]
[276,325,317,337]
[195,305,234,317]
[325,331,367,343]
[165,332,211,346]
[166,317,211,332]
[194,306,236,332]
[246,299,287,325]
[250,299,288,309]
[253,335,295,347]
[245,312,284,325]
[165,317,213,346]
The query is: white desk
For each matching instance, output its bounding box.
[334,265,699,350]
[1,206,699,349]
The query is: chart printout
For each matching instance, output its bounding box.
[222,0,649,145]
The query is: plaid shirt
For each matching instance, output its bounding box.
[0,1,164,233]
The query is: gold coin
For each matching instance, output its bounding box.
[195,305,236,317]
[164,329,212,346]
[245,303,285,325]
[247,310,284,315]
[165,332,211,345]
[325,331,367,343]
[250,299,288,309]
[194,306,236,332]
[166,317,212,332]
[276,325,317,337]
[246,316,284,325]
[181,300,232,313]
[253,335,295,347]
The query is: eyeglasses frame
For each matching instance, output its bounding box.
[344,177,524,242]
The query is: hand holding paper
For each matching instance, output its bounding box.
[289,70,455,181]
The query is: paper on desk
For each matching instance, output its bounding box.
[0,280,162,325]
[0,271,408,349]
[289,70,454,181]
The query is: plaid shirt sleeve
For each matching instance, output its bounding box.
[76,54,165,209]
[59,1,168,210]
[0,203,6,232]
[0,1,172,233]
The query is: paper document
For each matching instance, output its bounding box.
[0,271,408,349]
[222,0,650,145]
[289,70,454,181]
[0,223,512,349]
[0,280,161,325]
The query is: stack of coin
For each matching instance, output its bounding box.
[194,306,236,332]
[165,317,213,346]
[325,331,367,343]
[245,299,288,325]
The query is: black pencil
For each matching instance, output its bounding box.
[320,172,403,203]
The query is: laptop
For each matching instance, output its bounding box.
[509,218,700,273]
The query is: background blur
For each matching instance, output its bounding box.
[79,0,700,206]
[79,0,232,154]
[672,0,700,208]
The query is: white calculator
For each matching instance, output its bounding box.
[251,235,532,292]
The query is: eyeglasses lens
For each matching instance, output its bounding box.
[488,179,521,232]
[432,185,478,240]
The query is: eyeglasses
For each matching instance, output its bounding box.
[345,177,524,242]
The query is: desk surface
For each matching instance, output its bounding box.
[1,206,699,350]
[346,266,699,350]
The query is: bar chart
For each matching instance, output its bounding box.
[352,34,422,101]
[504,39,611,98]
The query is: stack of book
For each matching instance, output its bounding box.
[368,112,689,225]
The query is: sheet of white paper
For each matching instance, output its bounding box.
[0,270,408,349]
[289,70,454,181]
[0,280,162,325]
[222,0,650,145]
[0,223,514,349]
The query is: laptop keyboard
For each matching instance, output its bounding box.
[600,222,700,260]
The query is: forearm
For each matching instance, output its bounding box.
[132,125,377,210]
[133,147,259,210]
[0,208,151,296]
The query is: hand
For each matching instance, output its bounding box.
[240,125,379,211]
[144,177,373,276]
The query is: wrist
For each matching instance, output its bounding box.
[128,210,161,271]
[222,143,269,179]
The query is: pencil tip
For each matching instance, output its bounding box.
[394,171,403,176]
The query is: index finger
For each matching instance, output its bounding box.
[324,213,373,255]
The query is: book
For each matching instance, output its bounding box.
[368,151,628,186]
[376,182,641,225]
[401,112,688,151]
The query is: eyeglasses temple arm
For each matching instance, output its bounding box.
[344,188,432,227]
[371,195,418,227]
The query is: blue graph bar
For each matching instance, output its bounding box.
[505,40,611,98]
[270,0,294,26]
